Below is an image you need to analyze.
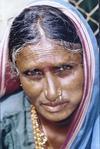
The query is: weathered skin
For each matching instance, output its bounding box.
[16,39,84,149]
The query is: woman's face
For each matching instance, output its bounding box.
[16,39,84,122]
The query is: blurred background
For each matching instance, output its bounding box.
[68,0,99,44]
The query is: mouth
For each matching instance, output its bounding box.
[41,100,69,113]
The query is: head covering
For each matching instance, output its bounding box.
[0,0,99,148]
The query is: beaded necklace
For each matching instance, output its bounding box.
[31,106,48,149]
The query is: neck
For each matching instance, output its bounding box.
[37,113,74,149]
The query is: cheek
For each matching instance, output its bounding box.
[61,68,84,101]
[61,68,84,88]
[19,75,42,99]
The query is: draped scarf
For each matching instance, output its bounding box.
[0,0,99,148]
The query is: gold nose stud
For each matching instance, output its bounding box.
[58,88,62,96]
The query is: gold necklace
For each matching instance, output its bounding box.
[31,106,48,149]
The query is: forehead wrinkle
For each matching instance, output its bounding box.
[17,51,63,70]
[17,46,81,64]
[29,50,61,65]
[23,52,74,69]
[16,40,82,71]
[16,50,82,72]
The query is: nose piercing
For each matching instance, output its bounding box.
[59,95,62,101]
[58,88,62,101]
[58,88,62,96]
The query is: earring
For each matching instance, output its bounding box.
[20,84,22,87]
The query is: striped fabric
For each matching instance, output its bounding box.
[0,0,99,148]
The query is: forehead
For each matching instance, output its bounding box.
[16,41,82,70]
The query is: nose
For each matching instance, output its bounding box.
[44,72,61,101]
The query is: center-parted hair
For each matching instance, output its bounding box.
[8,5,81,62]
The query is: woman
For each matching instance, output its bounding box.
[0,0,99,149]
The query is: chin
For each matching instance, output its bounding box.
[40,110,74,123]
[37,104,76,123]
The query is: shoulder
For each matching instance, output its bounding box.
[0,91,27,120]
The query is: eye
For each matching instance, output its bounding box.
[23,69,44,80]
[55,64,74,71]
[53,64,74,77]
[60,64,73,70]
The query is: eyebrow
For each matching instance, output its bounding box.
[21,61,81,74]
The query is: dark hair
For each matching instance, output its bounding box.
[8,5,81,62]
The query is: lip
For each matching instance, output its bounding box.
[41,101,69,113]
